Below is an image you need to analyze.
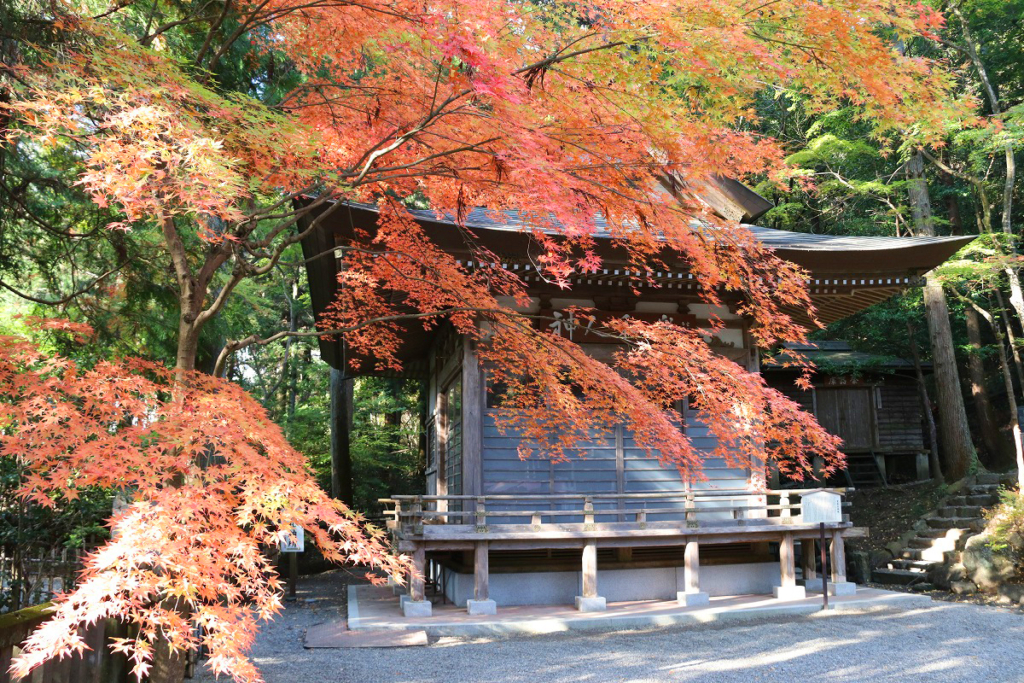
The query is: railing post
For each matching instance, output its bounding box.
[780,492,792,523]
[475,497,487,532]
[583,496,595,531]
[531,513,542,531]
[412,496,424,535]
[637,509,647,529]
[685,491,697,529]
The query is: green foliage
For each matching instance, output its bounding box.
[986,489,1024,575]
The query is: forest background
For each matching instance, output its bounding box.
[0,0,1022,607]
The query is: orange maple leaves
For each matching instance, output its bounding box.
[0,331,409,683]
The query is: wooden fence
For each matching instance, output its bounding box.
[0,604,130,683]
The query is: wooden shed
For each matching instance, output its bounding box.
[763,342,930,487]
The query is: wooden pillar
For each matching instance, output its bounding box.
[575,540,606,611]
[678,537,710,606]
[830,531,847,583]
[402,544,432,617]
[466,541,496,614]
[582,541,598,598]
[801,539,816,581]
[773,532,805,600]
[410,545,426,602]
[780,533,796,588]
[684,539,700,593]
[474,542,489,601]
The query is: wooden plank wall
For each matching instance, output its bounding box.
[481,406,750,523]
[876,383,925,450]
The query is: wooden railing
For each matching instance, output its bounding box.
[0,603,131,683]
[380,488,851,535]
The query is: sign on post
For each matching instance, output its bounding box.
[280,524,305,553]
[800,490,842,524]
[799,490,842,611]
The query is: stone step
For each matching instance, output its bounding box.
[873,568,930,586]
[966,494,999,506]
[918,527,961,539]
[901,547,956,563]
[956,505,985,518]
[910,582,937,592]
[887,558,937,572]
[976,473,1002,485]
[945,495,968,506]
[908,535,961,550]
[925,517,975,530]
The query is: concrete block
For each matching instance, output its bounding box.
[773,585,806,601]
[467,599,497,616]
[828,582,857,596]
[676,591,710,607]
[574,596,607,612]
[402,600,432,618]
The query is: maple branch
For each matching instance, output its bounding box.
[0,261,129,306]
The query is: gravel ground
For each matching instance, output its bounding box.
[196,570,1024,683]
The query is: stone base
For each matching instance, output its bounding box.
[773,585,807,601]
[402,600,432,618]
[467,599,497,615]
[574,596,607,612]
[828,581,857,596]
[676,591,710,607]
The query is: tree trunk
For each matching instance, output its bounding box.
[965,306,1003,465]
[965,298,1024,488]
[906,152,977,480]
[907,323,942,482]
[330,368,355,506]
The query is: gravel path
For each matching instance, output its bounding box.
[197,570,1024,683]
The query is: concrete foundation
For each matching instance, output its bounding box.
[575,596,607,612]
[828,582,857,596]
[440,562,780,607]
[773,585,807,601]
[677,591,710,607]
[402,600,432,618]
[467,599,497,615]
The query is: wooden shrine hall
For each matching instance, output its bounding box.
[301,179,972,617]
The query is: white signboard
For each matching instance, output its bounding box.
[801,490,843,524]
[280,524,305,553]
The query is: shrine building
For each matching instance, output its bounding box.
[301,179,971,617]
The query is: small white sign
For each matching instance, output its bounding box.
[801,490,843,524]
[280,524,305,553]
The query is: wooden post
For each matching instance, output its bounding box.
[581,540,598,598]
[467,540,496,614]
[780,533,796,587]
[475,497,487,532]
[684,539,700,593]
[773,532,805,600]
[474,542,490,601]
[685,490,697,528]
[583,496,595,530]
[410,545,426,602]
[830,531,847,583]
[801,539,816,581]
[402,544,432,617]
[678,537,709,606]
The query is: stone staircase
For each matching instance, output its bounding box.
[872,473,1010,592]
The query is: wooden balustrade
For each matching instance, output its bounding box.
[379,488,851,537]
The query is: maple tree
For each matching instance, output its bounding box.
[0,0,972,680]
[0,320,408,682]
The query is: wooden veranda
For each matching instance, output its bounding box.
[381,488,862,615]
